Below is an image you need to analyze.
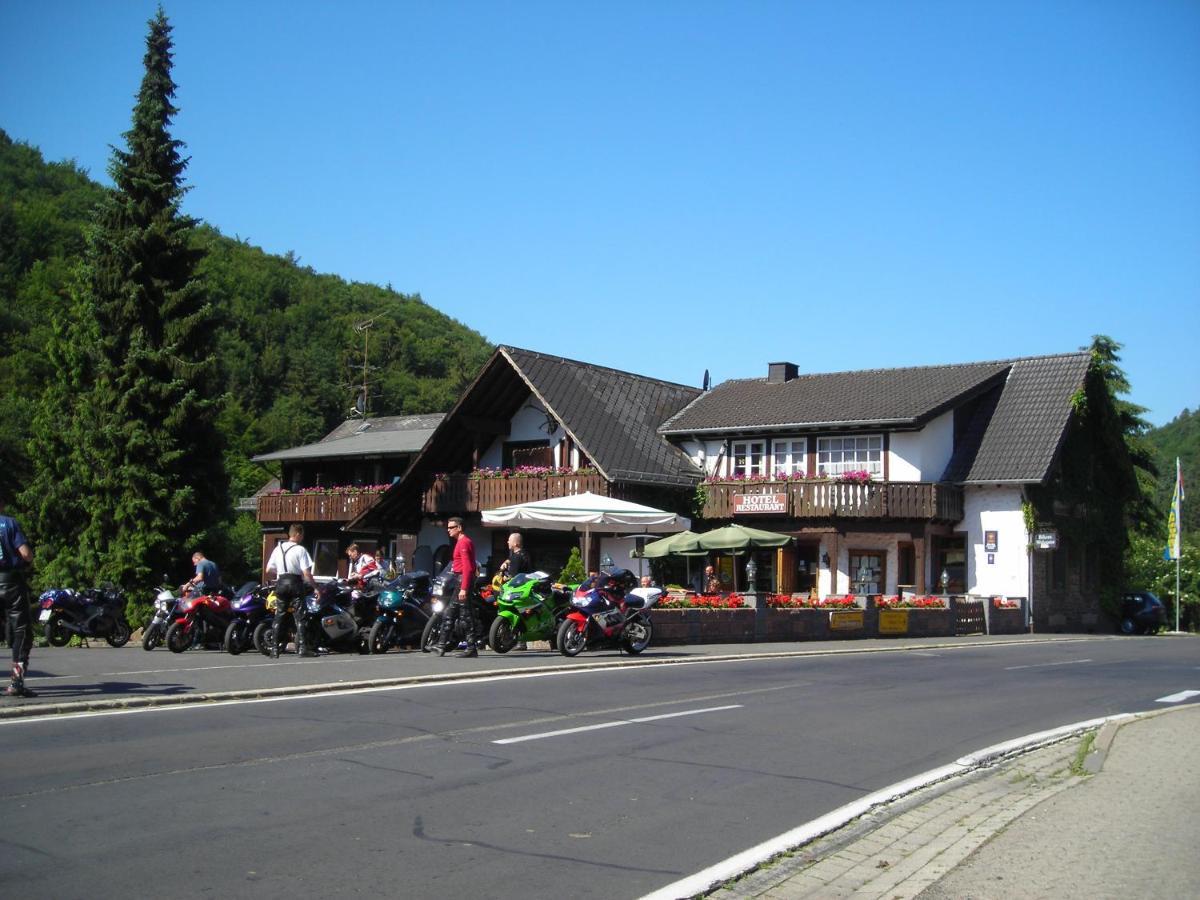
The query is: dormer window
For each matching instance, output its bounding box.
[817,435,883,477]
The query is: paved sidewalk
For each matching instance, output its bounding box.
[706,703,1200,900]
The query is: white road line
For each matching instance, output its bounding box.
[1156,690,1200,704]
[1004,659,1092,670]
[492,705,744,744]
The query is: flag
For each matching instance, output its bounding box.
[1165,457,1184,561]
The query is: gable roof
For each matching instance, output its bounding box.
[349,347,703,530]
[252,414,445,463]
[501,347,702,485]
[659,360,1012,435]
[941,352,1091,484]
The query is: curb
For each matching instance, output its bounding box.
[638,712,1138,900]
[0,634,1103,720]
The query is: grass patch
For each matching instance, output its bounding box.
[1069,731,1097,777]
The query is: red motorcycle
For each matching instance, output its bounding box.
[165,585,236,653]
[556,568,662,657]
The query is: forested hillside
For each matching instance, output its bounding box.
[0,127,493,508]
[1145,406,1199,534]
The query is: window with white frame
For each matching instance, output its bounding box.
[773,439,808,477]
[730,440,767,477]
[816,435,883,476]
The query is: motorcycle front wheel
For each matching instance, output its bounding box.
[44,615,72,647]
[141,622,162,651]
[556,619,587,658]
[106,618,132,648]
[488,617,518,654]
[165,621,192,654]
[420,613,443,653]
[252,620,270,654]
[622,618,653,655]
[368,619,393,654]
[223,621,245,655]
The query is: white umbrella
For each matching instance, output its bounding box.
[481,492,689,569]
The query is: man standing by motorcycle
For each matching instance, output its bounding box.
[0,495,36,697]
[438,517,480,658]
[499,532,531,650]
[265,524,316,658]
[182,550,221,597]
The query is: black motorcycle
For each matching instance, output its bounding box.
[262,580,374,656]
[419,565,497,653]
[39,585,132,648]
[367,570,433,654]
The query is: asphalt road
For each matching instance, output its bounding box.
[1,636,1195,899]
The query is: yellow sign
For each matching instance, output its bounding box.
[879,609,909,634]
[829,610,864,631]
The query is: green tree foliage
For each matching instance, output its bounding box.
[1125,533,1198,632]
[0,42,491,591]
[24,10,227,607]
[1143,407,1198,536]
[557,547,586,585]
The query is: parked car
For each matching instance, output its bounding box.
[1118,591,1166,635]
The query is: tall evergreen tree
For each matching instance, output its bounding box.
[24,8,226,593]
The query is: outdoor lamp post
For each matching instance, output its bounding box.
[746,557,757,593]
[940,567,949,594]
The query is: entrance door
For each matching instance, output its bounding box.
[932,535,967,594]
[849,549,886,596]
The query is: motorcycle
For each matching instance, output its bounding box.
[39,585,132,648]
[165,584,241,653]
[367,571,433,654]
[142,586,180,651]
[488,571,572,653]
[419,565,498,653]
[262,580,375,656]
[222,584,273,654]
[556,568,661,657]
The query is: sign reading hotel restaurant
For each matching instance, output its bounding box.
[732,492,787,515]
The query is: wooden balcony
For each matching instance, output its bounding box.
[423,473,612,515]
[256,491,384,524]
[702,480,963,522]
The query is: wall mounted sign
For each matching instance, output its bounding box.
[879,609,909,634]
[829,610,864,631]
[732,492,787,515]
[1033,530,1058,551]
[987,553,995,565]
[984,530,998,552]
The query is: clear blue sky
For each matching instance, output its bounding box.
[3,1,1197,426]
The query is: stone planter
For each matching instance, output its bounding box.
[652,608,756,645]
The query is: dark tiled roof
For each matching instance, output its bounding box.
[502,347,702,485]
[252,414,445,463]
[942,353,1091,484]
[660,361,1012,434]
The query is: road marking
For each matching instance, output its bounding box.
[1004,659,1092,670]
[493,704,744,744]
[1155,690,1200,704]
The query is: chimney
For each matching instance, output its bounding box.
[767,361,798,384]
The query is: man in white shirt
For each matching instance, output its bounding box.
[265,524,316,658]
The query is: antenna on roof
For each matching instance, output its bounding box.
[702,369,711,391]
[350,316,380,419]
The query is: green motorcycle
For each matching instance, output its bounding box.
[488,571,573,653]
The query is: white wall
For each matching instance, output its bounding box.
[677,438,726,476]
[816,533,903,596]
[478,398,564,469]
[890,411,955,482]
[960,485,1029,599]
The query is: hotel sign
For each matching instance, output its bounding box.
[732,492,788,515]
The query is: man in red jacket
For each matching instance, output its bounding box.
[438,517,481,657]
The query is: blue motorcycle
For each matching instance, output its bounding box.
[39,585,132,648]
[367,571,433,654]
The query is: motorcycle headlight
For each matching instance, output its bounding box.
[431,599,445,614]
[154,598,169,611]
[571,596,588,607]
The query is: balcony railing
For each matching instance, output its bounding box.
[424,473,612,515]
[702,480,963,522]
[257,491,384,523]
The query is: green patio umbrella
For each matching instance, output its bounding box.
[694,524,791,551]
[632,530,702,558]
